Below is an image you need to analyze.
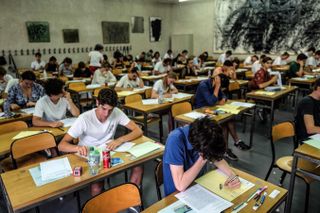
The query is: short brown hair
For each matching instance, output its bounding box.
[97,88,118,107]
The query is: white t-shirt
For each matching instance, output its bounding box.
[244,56,252,65]
[217,53,232,64]
[116,74,141,88]
[92,69,117,85]
[31,60,46,70]
[34,96,70,122]
[89,51,104,67]
[272,56,288,66]
[68,108,130,147]
[306,56,318,67]
[163,53,174,59]
[0,74,13,92]
[4,78,19,93]
[252,61,261,74]
[154,61,171,74]
[153,79,176,94]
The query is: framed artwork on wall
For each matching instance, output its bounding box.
[26,21,50,42]
[101,21,130,44]
[63,29,79,43]
[149,17,161,42]
[131,16,144,33]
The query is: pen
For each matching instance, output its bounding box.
[233,202,245,211]
[226,175,239,185]
[260,192,267,204]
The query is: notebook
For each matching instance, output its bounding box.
[128,141,162,158]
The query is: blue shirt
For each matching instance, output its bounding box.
[163,126,203,196]
[194,79,226,109]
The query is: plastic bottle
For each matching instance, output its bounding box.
[88,147,100,175]
[158,89,164,104]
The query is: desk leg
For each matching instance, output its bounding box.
[143,113,148,136]
[0,177,13,213]
[159,114,163,144]
[249,106,256,148]
[285,154,298,213]
[269,100,275,137]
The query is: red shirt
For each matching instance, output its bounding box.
[250,68,271,90]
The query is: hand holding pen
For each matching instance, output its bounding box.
[224,174,241,189]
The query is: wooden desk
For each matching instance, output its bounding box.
[289,77,316,90]
[0,136,163,213]
[141,74,166,85]
[285,144,320,213]
[143,168,287,213]
[246,86,297,136]
[272,65,290,72]
[174,76,208,92]
[174,100,255,147]
[0,127,68,158]
[122,95,193,142]
[0,113,33,125]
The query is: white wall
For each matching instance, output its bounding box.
[0,0,172,67]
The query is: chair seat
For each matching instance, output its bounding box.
[131,115,160,125]
[276,156,320,184]
[1,153,47,172]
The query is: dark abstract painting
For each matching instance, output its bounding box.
[215,0,320,53]
[101,22,130,44]
[63,29,79,43]
[26,22,50,42]
[132,16,144,33]
[150,17,161,42]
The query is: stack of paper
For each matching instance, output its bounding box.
[142,99,159,105]
[175,184,233,213]
[12,131,43,140]
[60,117,77,127]
[86,84,101,89]
[172,93,193,99]
[40,157,72,182]
[184,111,206,119]
[128,141,161,158]
[230,102,255,108]
[216,104,240,114]
[291,77,306,81]
[195,169,255,201]
[21,107,35,114]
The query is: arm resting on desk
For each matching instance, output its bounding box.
[304,114,320,135]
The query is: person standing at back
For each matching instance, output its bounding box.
[89,44,104,74]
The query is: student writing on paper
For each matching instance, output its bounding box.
[31,52,45,71]
[249,57,278,90]
[58,88,143,196]
[91,62,117,85]
[295,79,320,142]
[153,58,172,75]
[287,53,308,78]
[115,67,144,89]
[4,71,44,114]
[32,78,80,128]
[73,61,91,78]
[194,74,250,161]
[213,60,236,80]
[163,117,240,196]
[151,72,178,98]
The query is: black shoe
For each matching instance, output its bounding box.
[224,149,238,161]
[234,141,250,151]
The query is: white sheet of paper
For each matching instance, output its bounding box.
[86,84,101,89]
[184,111,206,119]
[158,200,196,213]
[128,141,161,158]
[40,157,72,182]
[175,184,233,213]
[142,99,159,105]
[230,102,255,108]
[310,134,320,141]
[172,93,193,99]
[114,142,135,152]
[133,86,151,92]
[20,107,35,114]
[60,117,77,127]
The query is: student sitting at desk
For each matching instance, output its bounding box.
[32,78,80,128]
[181,59,198,78]
[249,57,278,90]
[59,57,73,76]
[194,74,250,161]
[306,50,320,71]
[58,88,143,196]
[116,68,144,89]
[272,52,290,66]
[0,66,13,95]
[213,60,236,80]
[92,63,117,85]
[4,71,44,113]
[152,51,162,66]
[163,117,240,196]
[74,61,91,78]
[31,52,45,71]
[217,50,232,64]
[130,58,144,72]
[153,58,172,75]
[44,56,59,73]
[163,49,174,60]
[295,78,320,142]
[112,51,125,69]
[244,55,259,66]
[151,72,178,98]
[287,53,308,78]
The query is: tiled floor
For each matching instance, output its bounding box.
[0,97,319,213]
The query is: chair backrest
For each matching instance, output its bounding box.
[0,121,28,135]
[245,71,253,79]
[145,88,152,99]
[125,94,142,104]
[171,102,192,118]
[68,82,86,90]
[272,121,295,143]
[154,160,163,200]
[112,69,123,75]
[82,183,142,213]
[228,81,240,91]
[11,132,58,169]
[93,88,102,97]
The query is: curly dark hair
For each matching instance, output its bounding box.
[21,71,36,81]
[97,88,118,107]
[44,78,64,96]
[189,117,226,161]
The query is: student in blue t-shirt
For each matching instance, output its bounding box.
[163,117,240,196]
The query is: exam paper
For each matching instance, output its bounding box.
[142,99,159,105]
[172,93,193,99]
[304,139,320,150]
[29,166,62,187]
[175,184,233,213]
[195,169,255,201]
[158,200,196,213]
[114,142,135,152]
[184,112,206,119]
[117,91,136,96]
[309,134,320,141]
[60,117,77,127]
[128,141,161,158]
[230,102,255,108]
[86,84,101,89]
[133,86,151,92]
[12,131,43,140]
[216,104,241,114]
[20,107,35,114]
[40,157,72,182]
